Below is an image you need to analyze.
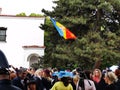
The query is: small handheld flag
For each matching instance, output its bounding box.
[50,18,77,39]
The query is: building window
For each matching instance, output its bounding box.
[0,27,7,41]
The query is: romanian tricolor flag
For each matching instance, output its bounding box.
[50,18,77,39]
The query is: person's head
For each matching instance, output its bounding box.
[115,68,120,78]
[58,71,73,86]
[0,68,10,80]
[17,67,27,79]
[0,50,9,69]
[28,67,36,75]
[76,67,82,75]
[104,71,118,85]
[34,68,43,77]
[0,50,10,80]
[43,69,51,78]
[9,71,17,80]
[27,78,36,90]
[83,70,92,79]
[73,74,80,85]
[61,77,72,86]
[93,68,102,78]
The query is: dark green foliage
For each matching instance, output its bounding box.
[40,0,120,70]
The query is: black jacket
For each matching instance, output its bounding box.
[0,79,22,90]
[115,80,120,90]
[12,77,25,90]
[34,76,45,90]
[42,77,52,90]
[104,80,120,90]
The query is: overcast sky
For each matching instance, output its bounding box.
[0,0,55,15]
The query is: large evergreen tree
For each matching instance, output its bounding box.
[40,0,120,70]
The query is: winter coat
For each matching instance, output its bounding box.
[0,79,22,90]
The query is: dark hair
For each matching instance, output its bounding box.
[83,70,92,79]
[61,77,70,87]
[115,69,120,77]
[44,69,51,77]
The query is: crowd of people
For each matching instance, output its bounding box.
[1,65,119,90]
[0,50,120,90]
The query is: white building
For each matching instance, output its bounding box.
[0,15,45,68]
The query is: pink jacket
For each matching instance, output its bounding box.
[76,79,96,90]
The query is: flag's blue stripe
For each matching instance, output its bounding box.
[50,18,63,36]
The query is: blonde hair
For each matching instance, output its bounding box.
[93,68,102,78]
[73,74,80,85]
[34,68,43,77]
[105,71,118,83]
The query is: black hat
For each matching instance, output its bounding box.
[0,50,10,75]
[0,50,9,68]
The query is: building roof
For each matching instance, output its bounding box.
[0,14,45,19]
[22,45,45,49]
